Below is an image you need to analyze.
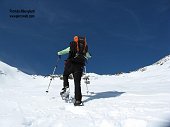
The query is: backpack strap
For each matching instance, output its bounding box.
[83,40,87,53]
[75,37,87,53]
[75,41,79,52]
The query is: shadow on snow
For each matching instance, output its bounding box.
[83,91,125,103]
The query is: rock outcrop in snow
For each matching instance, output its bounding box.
[133,55,170,73]
[155,55,170,66]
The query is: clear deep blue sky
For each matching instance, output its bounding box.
[0,0,170,75]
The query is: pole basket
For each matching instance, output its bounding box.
[84,80,90,84]
[83,75,90,84]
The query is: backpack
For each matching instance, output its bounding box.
[69,36,88,64]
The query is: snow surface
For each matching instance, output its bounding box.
[0,55,170,127]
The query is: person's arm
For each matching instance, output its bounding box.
[57,45,91,59]
[57,47,70,55]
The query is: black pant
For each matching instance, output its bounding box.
[63,61,83,101]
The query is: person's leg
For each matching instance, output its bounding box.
[73,65,83,101]
[63,72,70,88]
[61,61,72,95]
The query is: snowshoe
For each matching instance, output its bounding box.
[60,87,70,101]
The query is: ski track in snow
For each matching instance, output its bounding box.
[0,55,170,127]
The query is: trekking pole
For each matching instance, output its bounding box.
[46,56,60,93]
[84,66,89,94]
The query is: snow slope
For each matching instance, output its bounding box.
[0,55,170,127]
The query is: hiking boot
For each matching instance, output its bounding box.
[74,100,83,106]
[60,86,69,96]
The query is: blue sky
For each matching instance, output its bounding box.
[0,0,170,75]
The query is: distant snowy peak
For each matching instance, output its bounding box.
[0,61,26,77]
[0,54,170,77]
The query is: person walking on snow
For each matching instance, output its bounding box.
[57,36,91,106]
